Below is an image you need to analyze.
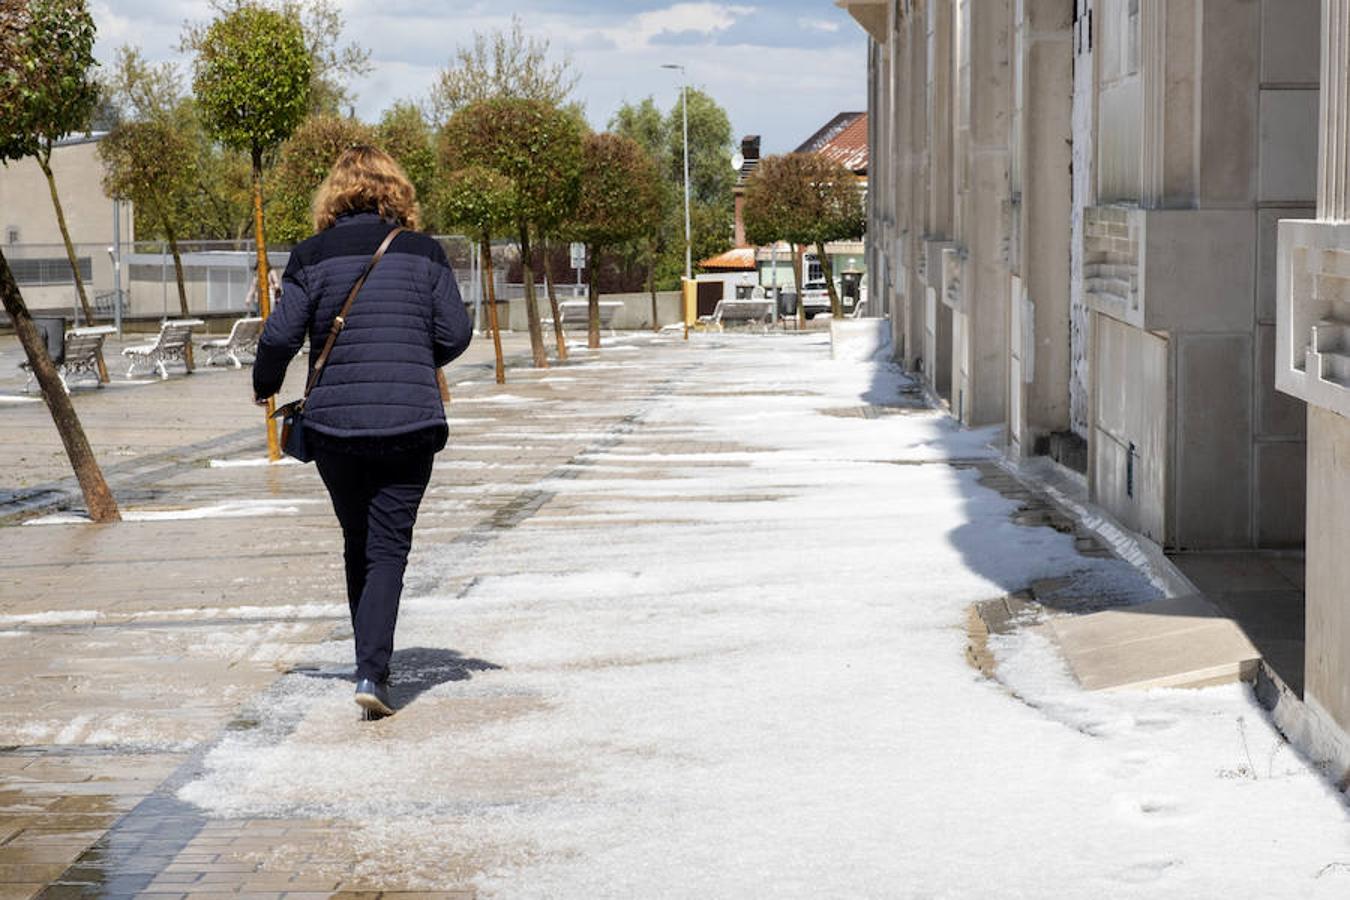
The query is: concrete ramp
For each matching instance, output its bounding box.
[1048,594,1261,691]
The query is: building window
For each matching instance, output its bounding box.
[5,227,17,245]
[8,256,94,286]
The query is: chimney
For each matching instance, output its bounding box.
[742,135,760,164]
[734,135,762,248]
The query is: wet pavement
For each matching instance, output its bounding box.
[0,328,555,897]
[3,328,765,897]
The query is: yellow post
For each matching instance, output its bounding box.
[682,277,696,341]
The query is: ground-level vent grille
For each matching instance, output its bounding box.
[9,255,93,286]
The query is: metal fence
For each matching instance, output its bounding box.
[3,235,520,332]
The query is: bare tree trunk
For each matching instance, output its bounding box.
[542,239,568,361]
[162,212,190,318]
[37,149,96,325]
[816,241,842,318]
[648,240,660,331]
[518,226,549,369]
[252,146,280,461]
[0,250,120,522]
[481,235,506,384]
[587,243,601,350]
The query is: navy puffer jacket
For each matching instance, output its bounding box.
[253,212,473,445]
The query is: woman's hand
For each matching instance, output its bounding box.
[254,395,271,407]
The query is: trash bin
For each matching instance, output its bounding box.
[32,316,67,366]
[778,291,798,318]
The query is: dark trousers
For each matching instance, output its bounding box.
[315,448,434,683]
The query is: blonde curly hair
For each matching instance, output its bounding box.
[312,145,421,232]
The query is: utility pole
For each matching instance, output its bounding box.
[662,63,692,337]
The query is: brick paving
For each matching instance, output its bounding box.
[0,329,726,897]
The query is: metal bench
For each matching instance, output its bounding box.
[20,323,115,393]
[544,299,623,336]
[93,290,122,321]
[200,316,264,368]
[122,318,204,379]
[698,298,776,333]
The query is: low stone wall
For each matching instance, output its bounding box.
[488,291,683,333]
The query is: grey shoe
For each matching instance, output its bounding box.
[355,678,394,719]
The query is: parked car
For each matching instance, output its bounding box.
[801,280,832,318]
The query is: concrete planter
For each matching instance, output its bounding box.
[829,317,891,361]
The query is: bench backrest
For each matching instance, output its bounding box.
[157,322,196,350]
[719,299,774,320]
[62,332,106,361]
[558,300,621,324]
[228,317,264,344]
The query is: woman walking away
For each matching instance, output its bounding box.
[252,146,472,720]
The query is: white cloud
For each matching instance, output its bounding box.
[621,2,757,48]
[798,17,841,33]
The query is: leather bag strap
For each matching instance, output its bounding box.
[302,225,407,399]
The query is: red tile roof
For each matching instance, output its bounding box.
[795,112,868,175]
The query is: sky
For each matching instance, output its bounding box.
[89,1,868,155]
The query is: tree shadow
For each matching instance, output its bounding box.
[292,646,501,710]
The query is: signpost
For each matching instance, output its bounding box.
[570,242,586,298]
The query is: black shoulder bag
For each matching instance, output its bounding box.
[272,226,407,462]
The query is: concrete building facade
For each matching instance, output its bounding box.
[0,134,133,313]
[1275,0,1350,756]
[842,0,1317,551]
[845,0,1350,772]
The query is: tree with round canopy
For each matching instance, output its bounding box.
[567,133,664,349]
[743,153,866,320]
[440,98,583,369]
[7,0,102,325]
[99,120,197,317]
[269,114,376,243]
[189,1,311,459]
[435,166,516,385]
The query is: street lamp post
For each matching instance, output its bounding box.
[661,63,692,281]
[662,63,693,339]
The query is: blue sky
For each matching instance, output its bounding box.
[90,1,867,154]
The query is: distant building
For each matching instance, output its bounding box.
[0,133,133,314]
[795,112,869,310]
[795,111,869,174]
[718,116,870,311]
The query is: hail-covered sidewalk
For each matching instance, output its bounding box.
[0,331,1347,899]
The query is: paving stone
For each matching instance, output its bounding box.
[0,863,68,882]
[0,845,87,865]
[1048,593,1261,691]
